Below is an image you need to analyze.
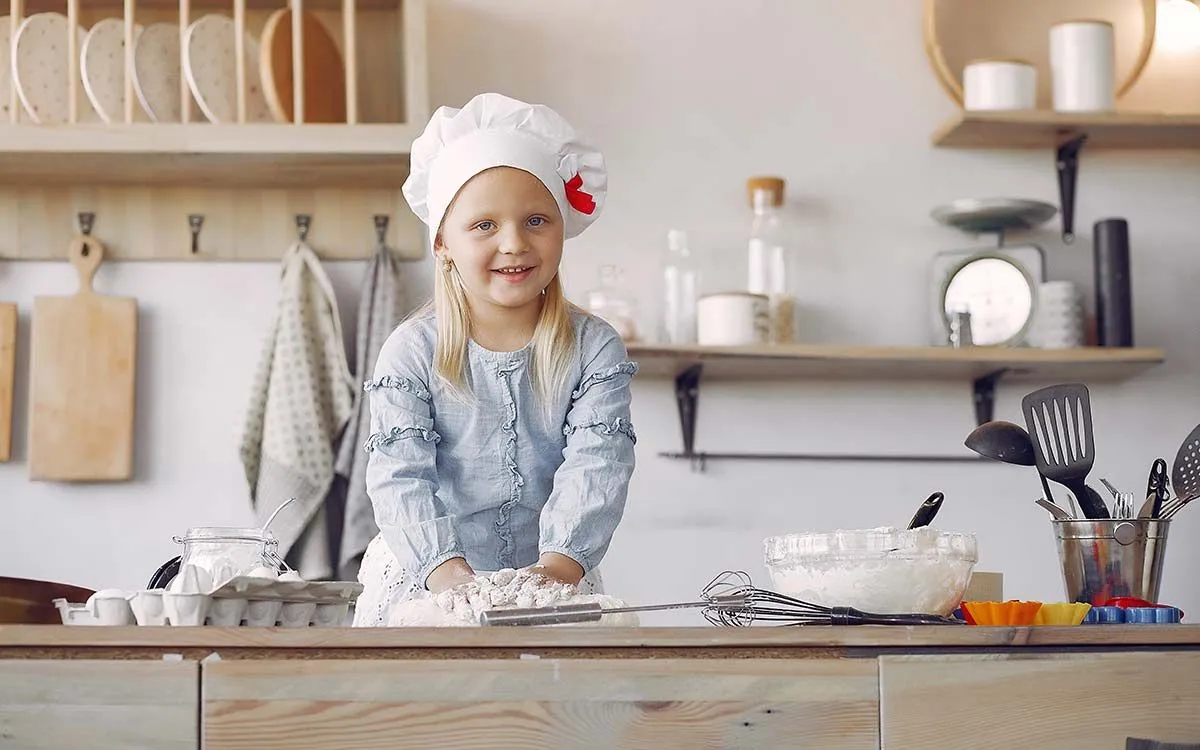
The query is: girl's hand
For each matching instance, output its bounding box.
[524,552,585,586]
[426,557,477,594]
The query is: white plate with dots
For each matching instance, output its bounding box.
[183,14,273,123]
[12,12,100,124]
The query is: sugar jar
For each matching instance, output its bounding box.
[172,526,281,591]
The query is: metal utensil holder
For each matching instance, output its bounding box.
[1053,519,1170,605]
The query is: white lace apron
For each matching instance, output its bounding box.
[352,532,605,627]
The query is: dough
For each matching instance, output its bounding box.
[387,568,639,627]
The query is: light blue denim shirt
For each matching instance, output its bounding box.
[363,306,638,589]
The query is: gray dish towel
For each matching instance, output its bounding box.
[239,242,355,581]
[335,242,412,581]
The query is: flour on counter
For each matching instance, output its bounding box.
[388,568,639,627]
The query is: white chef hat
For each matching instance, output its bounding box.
[402,92,607,246]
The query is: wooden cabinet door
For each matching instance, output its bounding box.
[202,657,880,749]
[880,652,1200,749]
[0,659,199,750]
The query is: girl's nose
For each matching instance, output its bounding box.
[498,225,529,254]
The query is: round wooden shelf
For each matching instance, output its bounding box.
[923,0,1156,108]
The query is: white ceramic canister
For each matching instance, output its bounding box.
[963,59,1037,111]
[1026,281,1084,349]
[696,292,770,345]
[1050,20,1116,112]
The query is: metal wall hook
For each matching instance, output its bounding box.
[295,214,311,243]
[373,214,389,247]
[77,212,95,236]
[188,214,204,254]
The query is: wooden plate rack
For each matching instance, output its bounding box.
[0,0,430,261]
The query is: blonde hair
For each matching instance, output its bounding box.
[431,251,577,411]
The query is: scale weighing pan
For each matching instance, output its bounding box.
[931,198,1057,237]
[927,198,1055,349]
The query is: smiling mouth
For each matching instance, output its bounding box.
[493,265,535,276]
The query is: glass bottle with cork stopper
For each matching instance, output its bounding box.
[746,176,796,344]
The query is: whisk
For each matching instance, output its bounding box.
[479,571,963,627]
[698,571,964,627]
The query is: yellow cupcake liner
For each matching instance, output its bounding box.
[1033,602,1091,626]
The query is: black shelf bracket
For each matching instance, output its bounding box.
[672,363,703,470]
[971,368,1007,426]
[1055,133,1087,245]
[661,363,1011,472]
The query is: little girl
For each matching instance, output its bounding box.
[352,92,638,627]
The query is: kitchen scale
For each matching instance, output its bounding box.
[927,198,1055,347]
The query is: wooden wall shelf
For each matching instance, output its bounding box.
[626,343,1166,468]
[933,111,1200,150]
[627,343,1166,383]
[932,110,1200,243]
[0,124,418,188]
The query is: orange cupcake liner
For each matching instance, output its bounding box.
[961,600,1043,626]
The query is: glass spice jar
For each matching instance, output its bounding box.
[585,264,641,342]
[172,526,282,590]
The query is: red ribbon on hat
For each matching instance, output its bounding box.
[564,174,596,215]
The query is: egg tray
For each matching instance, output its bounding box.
[54,577,363,628]
[164,576,364,627]
[209,575,363,604]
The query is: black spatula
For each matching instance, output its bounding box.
[1021,383,1110,519]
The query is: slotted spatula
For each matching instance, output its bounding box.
[1021,383,1110,519]
[1163,423,1200,519]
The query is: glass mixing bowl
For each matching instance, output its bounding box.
[762,527,979,616]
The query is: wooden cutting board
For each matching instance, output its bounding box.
[0,302,15,462]
[29,235,137,481]
[260,8,347,123]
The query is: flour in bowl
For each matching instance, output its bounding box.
[388,568,638,627]
[764,526,979,615]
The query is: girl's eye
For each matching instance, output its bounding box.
[528,216,545,227]
[475,221,495,232]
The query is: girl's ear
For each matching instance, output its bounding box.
[433,232,445,251]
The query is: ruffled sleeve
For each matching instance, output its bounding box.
[363,320,464,588]
[538,318,638,573]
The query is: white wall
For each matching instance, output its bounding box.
[2,0,1198,625]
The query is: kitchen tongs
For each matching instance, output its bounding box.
[1022,383,1109,519]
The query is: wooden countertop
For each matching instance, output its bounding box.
[2,624,1198,658]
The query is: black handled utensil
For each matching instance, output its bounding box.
[907,492,945,529]
[964,420,1058,505]
[1136,458,1166,519]
[1021,383,1110,519]
[1144,458,1170,518]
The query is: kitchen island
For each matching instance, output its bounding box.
[1,624,1198,749]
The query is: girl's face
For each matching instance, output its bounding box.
[436,167,565,319]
